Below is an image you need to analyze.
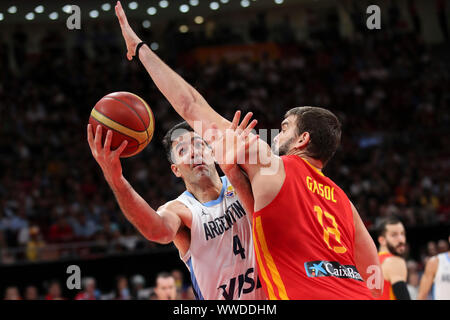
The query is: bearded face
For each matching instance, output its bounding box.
[380,223,407,257]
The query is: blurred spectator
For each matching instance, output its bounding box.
[152,272,177,300]
[171,269,184,299]
[26,226,45,262]
[45,280,65,300]
[74,277,100,300]
[130,274,152,300]
[70,213,98,240]
[4,286,21,300]
[406,260,420,300]
[114,275,131,300]
[24,285,39,300]
[47,217,74,243]
[424,241,438,264]
[407,270,420,300]
[171,269,194,299]
[437,239,449,253]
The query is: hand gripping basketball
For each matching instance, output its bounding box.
[87,124,128,184]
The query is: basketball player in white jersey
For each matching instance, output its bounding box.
[87,119,266,300]
[418,235,450,300]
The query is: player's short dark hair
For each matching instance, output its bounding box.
[285,106,341,166]
[377,216,403,237]
[162,121,194,164]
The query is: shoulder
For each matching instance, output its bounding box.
[384,255,407,272]
[425,255,440,272]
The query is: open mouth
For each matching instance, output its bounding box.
[192,162,206,169]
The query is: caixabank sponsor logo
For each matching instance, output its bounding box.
[304,260,363,281]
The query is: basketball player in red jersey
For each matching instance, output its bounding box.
[115,1,382,299]
[376,217,410,300]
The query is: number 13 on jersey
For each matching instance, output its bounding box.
[314,205,347,254]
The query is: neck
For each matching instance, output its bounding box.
[185,174,223,204]
[287,150,324,170]
[379,245,389,253]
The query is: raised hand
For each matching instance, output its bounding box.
[87,124,128,184]
[115,1,142,61]
[205,111,259,173]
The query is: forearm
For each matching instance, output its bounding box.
[107,175,171,242]
[417,276,433,300]
[138,45,229,131]
[222,165,255,215]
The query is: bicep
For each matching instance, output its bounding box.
[387,258,408,284]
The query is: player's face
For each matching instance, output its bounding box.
[170,132,216,183]
[272,115,299,156]
[155,277,177,300]
[381,223,406,257]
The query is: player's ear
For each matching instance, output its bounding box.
[378,235,385,247]
[170,163,182,178]
[294,131,310,149]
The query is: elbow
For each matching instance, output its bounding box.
[145,234,173,245]
[141,228,174,245]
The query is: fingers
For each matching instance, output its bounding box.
[204,122,221,145]
[247,133,260,147]
[230,110,241,130]
[114,140,129,157]
[104,130,113,152]
[115,1,125,23]
[241,119,257,138]
[87,124,94,149]
[94,125,102,151]
[238,112,253,132]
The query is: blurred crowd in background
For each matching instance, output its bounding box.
[0,0,449,299]
[2,268,195,300]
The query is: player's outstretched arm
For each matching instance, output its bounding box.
[417,256,438,300]
[115,1,229,132]
[206,111,259,215]
[87,124,184,244]
[116,1,284,206]
[351,202,384,298]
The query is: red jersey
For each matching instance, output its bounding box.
[252,155,373,299]
[377,252,396,300]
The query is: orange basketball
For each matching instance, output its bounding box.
[89,92,155,158]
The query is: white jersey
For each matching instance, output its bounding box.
[176,176,266,300]
[434,252,450,300]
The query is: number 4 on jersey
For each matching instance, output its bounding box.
[233,235,246,259]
